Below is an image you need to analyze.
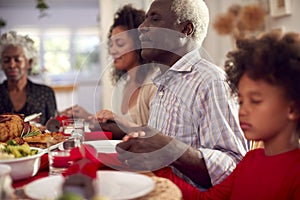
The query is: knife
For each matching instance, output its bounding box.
[24,112,42,122]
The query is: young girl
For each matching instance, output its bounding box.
[192,30,300,199]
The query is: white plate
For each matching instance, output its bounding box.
[24,171,155,200]
[84,140,122,153]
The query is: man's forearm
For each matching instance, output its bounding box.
[172,146,212,188]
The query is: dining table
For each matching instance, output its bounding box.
[12,131,183,200]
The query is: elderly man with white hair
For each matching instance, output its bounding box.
[105,0,248,193]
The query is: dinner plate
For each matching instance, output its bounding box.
[84,140,122,153]
[24,171,155,200]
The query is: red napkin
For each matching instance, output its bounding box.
[84,131,112,140]
[62,145,100,179]
[39,154,49,171]
[56,115,69,126]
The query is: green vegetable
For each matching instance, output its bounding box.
[1,142,38,158]
[7,140,18,146]
[7,146,22,158]
[22,130,40,138]
[30,149,38,155]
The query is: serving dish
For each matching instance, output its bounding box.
[0,147,45,181]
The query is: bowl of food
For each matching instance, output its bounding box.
[0,141,46,181]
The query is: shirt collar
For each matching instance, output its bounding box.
[170,48,202,72]
[151,48,202,86]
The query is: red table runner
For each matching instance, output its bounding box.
[84,131,112,141]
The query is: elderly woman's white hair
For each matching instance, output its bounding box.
[171,0,209,45]
[0,31,38,69]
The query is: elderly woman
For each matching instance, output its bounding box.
[0,31,57,125]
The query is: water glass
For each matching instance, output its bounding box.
[62,119,85,142]
[47,137,82,176]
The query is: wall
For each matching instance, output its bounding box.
[0,7,98,29]
[268,0,300,32]
[204,0,300,67]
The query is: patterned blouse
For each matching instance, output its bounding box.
[0,79,57,125]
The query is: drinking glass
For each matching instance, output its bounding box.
[62,119,85,142]
[47,136,82,176]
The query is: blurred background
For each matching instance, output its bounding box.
[0,0,299,113]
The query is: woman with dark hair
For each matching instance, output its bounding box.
[108,4,149,86]
[102,4,157,127]
[63,5,157,137]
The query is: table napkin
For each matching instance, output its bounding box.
[84,131,112,140]
[62,145,100,179]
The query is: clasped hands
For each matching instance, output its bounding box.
[115,127,190,172]
[92,110,189,171]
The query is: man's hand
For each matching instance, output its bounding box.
[116,130,189,171]
[116,128,212,188]
[88,117,130,140]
